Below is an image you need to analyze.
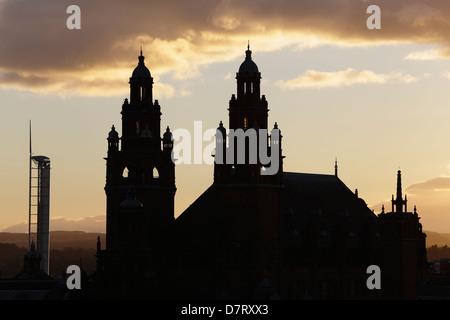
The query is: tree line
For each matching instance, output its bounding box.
[0,243,96,279]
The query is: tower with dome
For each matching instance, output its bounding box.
[94,50,176,298]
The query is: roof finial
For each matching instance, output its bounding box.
[396,169,403,213]
[334,157,338,177]
[138,46,145,65]
[245,41,252,60]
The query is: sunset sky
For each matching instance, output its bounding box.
[2,0,450,234]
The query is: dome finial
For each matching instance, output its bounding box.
[138,47,145,65]
[245,41,252,60]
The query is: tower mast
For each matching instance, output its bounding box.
[28,121,51,274]
[28,120,32,251]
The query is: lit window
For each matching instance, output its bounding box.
[153,167,159,179]
[244,117,248,130]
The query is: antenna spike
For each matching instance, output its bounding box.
[334,157,338,177]
[29,120,32,157]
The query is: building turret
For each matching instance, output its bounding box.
[214,45,282,184]
[163,126,174,154]
[97,50,176,297]
[107,125,119,154]
[377,170,427,299]
[24,240,41,275]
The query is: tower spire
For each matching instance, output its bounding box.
[392,169,407,213]
[396,170,402,204]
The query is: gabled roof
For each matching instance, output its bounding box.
[283,172,376,234]
[174,171,377,250]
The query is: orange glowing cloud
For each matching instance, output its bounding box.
[0,0,450,96]
[276,68,418,90]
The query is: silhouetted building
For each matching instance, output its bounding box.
[0,241,66,300]
[95,50,176,298]
[175,45,284,299]
[94,47,428,299]
[377,170,428,299]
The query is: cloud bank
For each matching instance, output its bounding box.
[276,68,418,90]
[1,0,450,96]
[371,175,450,233]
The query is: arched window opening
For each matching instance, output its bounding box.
[136,121,141,134]
[243,82,246,94]
[153,167,159,179]
[140,87,144,101]
[122,167,130,178]
[250,82,253,94]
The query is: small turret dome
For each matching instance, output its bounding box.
[108,125,119,140]
[163,126,173,140]
[25,240,40,259]
[120,185,143,209]
[216,121,226,136]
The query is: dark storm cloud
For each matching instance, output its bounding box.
[0,0,449,95]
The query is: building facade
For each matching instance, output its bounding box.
[95,51,176,298]
[94,47,427,299]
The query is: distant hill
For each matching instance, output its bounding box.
[0,231,105,278]
[424,230,450,247]
[0,230,449,278]
[0,230,449,249]
[0,231,106,250]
